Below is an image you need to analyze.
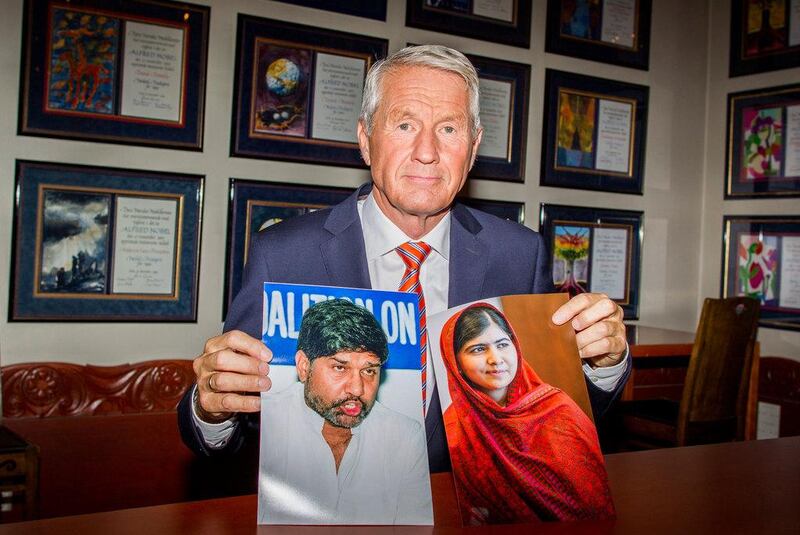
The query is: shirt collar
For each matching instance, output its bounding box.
[360,191,450,262]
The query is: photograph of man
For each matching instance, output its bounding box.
[257,299,433,525]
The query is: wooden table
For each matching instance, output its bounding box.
[0,437,796,534]
[625,325,760,439]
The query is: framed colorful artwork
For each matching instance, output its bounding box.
[729,0,800,77]
[272,0,387,20]
[231,14,388,167]
[10,160,203,321]
[540,203,643,319]
[224,179,354,319]
[725,83,800,198]
[18,0,209,150]
[540,69,648,194]
[544,0,652,70]
[406,0,533,49]
[722,215,800,331]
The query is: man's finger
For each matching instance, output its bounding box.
[204,330,272,362]
[209,371,272,394]
[574,319,623,353]
[577,332,627,359]
[199,392,261,414]
[570,296,620,331]
[203,349,270,377]
[551,293,598,325]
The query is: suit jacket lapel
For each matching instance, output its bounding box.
[319,183,372,289]
[448,203,489,307]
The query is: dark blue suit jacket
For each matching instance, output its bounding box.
[178,183,629,472]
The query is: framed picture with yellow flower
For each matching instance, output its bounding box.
[540,203,643,319]
[722,215,800,331]
[725,83,800,198]
[540,69,648,194]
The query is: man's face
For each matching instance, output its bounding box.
[357,65,483,223]
[297,350,382,428]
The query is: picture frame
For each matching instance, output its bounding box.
[18,0,209,150]
[272,0,387,21]
[224,179,354,319]
[10,160,204,322]
[544,0,652,70]
[729,0,800,78]
[725,83,800,198]
[539,203,643,319]
[469,53,531,183]
[722,215,800,331]
[540,69,648,195]
[458,196,525,224]
[231,14,388,167]
[405,0,533,49]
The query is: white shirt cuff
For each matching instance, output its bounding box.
[581,343,630,392]
[190,385,238,450]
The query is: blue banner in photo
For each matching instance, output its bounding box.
[262,283,421,370]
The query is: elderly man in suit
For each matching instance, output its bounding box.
[178,45,629,472]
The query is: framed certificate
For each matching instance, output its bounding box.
[10,161,203,322]
[722,215,800,331]
[725,83,800,198]
[540,203,643,319]
[224,179,354,319]
[231,14,387,167]
[545,0,652,70]
[18,0,209,150]
[272,0,387,20]
[540,69,648,195]
[406,0,533,49]
[729,0,800,77]
[458,196,525,223]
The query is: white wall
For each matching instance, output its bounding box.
[0,0,792,365]
[699,1,800,359]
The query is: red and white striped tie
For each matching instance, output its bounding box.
[396,241,432,414]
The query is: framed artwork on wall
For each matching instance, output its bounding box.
[18,0,209,150]
[10,160,203,322]
[458,197,525,223]
[224,179,354,319]
[544,0,652,70]
[406,0,532,49]
[272,0,387,20]
[725,83,800,198]
[231,14,388,167]
[540,203,643,319]
[729,0,800,77]
[540,69,648,195]
[722,215,800,331]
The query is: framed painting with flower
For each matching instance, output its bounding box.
[540,69,648,194]
[540,203,643,319]
[231,14,387,167]
[725,84,800,198]
[18,0,209,150]
[729,0,800,77]
[722,216,800,331]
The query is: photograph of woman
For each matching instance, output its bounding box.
[435,300,615,525]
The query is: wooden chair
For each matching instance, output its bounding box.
[615,297,760,448]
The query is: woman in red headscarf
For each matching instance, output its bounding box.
[440,302,615,525]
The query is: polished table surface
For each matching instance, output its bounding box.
[2,437,798,535]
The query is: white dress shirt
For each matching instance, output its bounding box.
[192,191,627,444]
[258,382,433,524]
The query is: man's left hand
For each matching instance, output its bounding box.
[551,293,627,368]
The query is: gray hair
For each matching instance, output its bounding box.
[359,45,481,137]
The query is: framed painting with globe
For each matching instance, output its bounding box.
[223,179,354,319]
[18,0,209,150]
[539,203,642,319]
[725,84,800,198]
[540,69,648,195]
[722,216,800,331]
[231,14,388,167]
[9,160,203,322]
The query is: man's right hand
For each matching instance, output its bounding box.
[192,330,273,423]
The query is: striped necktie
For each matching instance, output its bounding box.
[396,241,432,414]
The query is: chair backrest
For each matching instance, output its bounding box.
[677,297,760,445]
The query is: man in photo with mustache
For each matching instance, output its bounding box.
[258,299,432,525]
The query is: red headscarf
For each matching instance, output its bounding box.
[440,303,615,525]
